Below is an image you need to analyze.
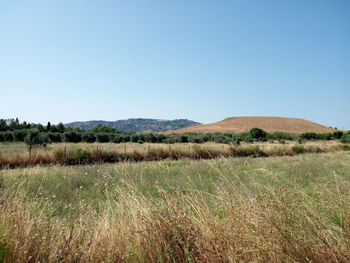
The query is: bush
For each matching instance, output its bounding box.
[243,135,255,143]
[180,135,188,143]
[341,133,350,144]
[90,124,117,133]
[0,132,5,142]
[62,131,82,143]
[82,133,96,143]
[53,149,66,162]
[237,146,267,157]
[24,129,46,147]
[293,145,304,154]
[112,135,122,143]
[131,135,140,143]
[144,133,157,143]
[268,132,292,141]
[249,128,267,141]
[3,131,14,142]
[298,133,317,141]
[315,133,333,140]
[13,129,28,141]
[333,131,343,139]
[68,149,91,164]
[211,134,226,144]
[47,132,62,143]
[96,133,110,143]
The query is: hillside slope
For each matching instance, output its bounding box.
[65,118,201,133]
[164,116,335,134]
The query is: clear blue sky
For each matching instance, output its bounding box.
[1,0,349,129]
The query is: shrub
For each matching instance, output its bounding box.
[90,124,117,133]
[47,132,62,143]
[112,135,122,143]
[333,131,344,139]
[96,133,110,143]
[120,135,131,143]
[131,135,140,143]
[293,145,304,154]
[230,135,241,145]
[315,133,333,140]
[3,131,14,142]
[237,146,267,157]
[82,133,96,143]
[249,128,267,141]
[156,134,167,143]
[189,135,204,144]
[62,131,82,143]
[144,134,157,143]
[211,134,226,144]
[268,132,292,141]
[297,137,306,144]
[13,130,28,141]
[0,132,5,142]
[180,135,188,143]
[68,149,91,164]
[53,149,66,162]
[341,133,350,144]
[243,135,255,143]
[298,133,317,141]
[24,129,46,146]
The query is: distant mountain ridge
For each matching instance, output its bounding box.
[65,118,201,133]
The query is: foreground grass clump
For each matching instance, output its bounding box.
[0,152,350,262]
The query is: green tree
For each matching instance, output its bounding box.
[24,129,47,156]
[91,124,117,133]
[57,123,65,133]
[0,119,8,131]
[47,122,51,131]
[249,128,267,141]
[62,131,82,143]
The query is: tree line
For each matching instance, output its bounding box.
[0,118,349,146]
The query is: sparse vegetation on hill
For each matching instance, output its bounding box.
[165,116,336,134]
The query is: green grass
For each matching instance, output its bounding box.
[0,152,350,262]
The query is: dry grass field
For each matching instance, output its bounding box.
[0,141,347,168]
[0,140,344,159]
[0,152,350,262]
[165,116,335,134]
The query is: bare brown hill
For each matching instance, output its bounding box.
[164,116,335,135]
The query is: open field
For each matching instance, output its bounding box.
[0,140,343,158]
[0,141,348,168]
[165,116,336,134]
[0,152,350,262]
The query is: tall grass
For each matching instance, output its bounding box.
[0,141,348,169]
[0,152,350,262]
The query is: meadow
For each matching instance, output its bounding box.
[0,151,350,262]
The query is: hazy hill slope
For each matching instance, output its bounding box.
[65,118,201,133]
[164,116,335,134]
